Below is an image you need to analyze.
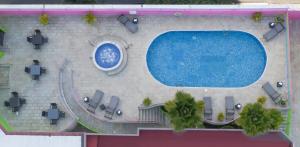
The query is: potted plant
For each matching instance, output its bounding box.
[274,15,285,24]
[84,12,97,25]
[39,14,49,26]
[251,12,263,22]
[280,98,288,106]
[143,97,152,106]
[217,112,225,122]
[257,96,267,105]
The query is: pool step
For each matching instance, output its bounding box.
[138,104,166,126]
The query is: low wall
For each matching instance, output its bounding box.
[0,5,290,16]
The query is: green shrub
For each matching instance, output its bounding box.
[280,98,288,106]
[0,51,5,59]
[217,112,225,122]
[39,14,49,26]
[257,96,267,105]
[196,100,205,112]
[237,102,284,136]
[143,97,152,106]
[252,12,263,22]
[0,26,6,32]
[164,91,203,131]
[274,15,285,24]
[84,12,97,25]
[221,125,234,129]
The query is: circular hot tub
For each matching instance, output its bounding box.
[93,42,123,71]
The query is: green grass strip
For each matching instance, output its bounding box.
[0,51,5,59]
[77,119,99,133]
[285,109,292,136]
[0,114,13,132]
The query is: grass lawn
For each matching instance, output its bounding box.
[0,113,13,132]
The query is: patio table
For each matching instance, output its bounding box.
[30,64,41,76]
[9,97,20,108]
[47,109,59,120]
[32,34,43,45]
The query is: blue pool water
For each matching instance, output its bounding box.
[94,43,121,69]
[146,31,267,87]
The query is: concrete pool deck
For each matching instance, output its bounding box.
[0,15,289,132]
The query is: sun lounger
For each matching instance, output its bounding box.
[87,90,104,113]
[225,96,235,121]
[0,30,4,46]
[263,22,285,41]
[117,15,138,33]
[262,82,282,104]
[203,97,213,121]
[104,96,120,119]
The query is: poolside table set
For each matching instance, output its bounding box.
[27,29,48,49]
[4,92,26,114]
[42,103,65,125]
[25,60,46,80]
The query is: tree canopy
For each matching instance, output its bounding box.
[237,102,284,136]
[164,91,203,131]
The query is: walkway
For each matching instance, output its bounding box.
[289,19,300,147]
[59,60,163,134]
[86,130,292,147]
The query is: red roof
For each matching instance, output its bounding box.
[87,130,292,147]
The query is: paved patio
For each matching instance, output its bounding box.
[0,15,289,132]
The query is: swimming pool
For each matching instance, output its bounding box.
[146,31,267,87]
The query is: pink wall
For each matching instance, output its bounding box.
[288,11,300,20]
[0,8,288,16]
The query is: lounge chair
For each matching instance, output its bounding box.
[0,29,4,47]
[87,90,104,113]
[117,15,138,33]
[203,97,213,121]
[225,96,235,121]
[263,22,285,41]
[104,96,120,119]
[262,82,282,104]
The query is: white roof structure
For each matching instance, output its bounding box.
[0,129,82,147]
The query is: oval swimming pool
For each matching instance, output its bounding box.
[146,31,267,87]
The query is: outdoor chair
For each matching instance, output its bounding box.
[4,101,10,107]
[33,75,39,80]
[20,98,26,105]
[34,44,40,50]
[27,36,33,43]
[33,60,40,65]
[35,29,41,35]
[262,82,282,104]
[24,67,30,73]
[41,67,46,74]
[203,97,213,121]
[43,37,48,43]
[12,107,19,112]
[263,22,285,41]
[225,96,235,121]
[11,91,18,97]
[50,119,57,125]
[51,103,57,109]
[104,96,120,119]
[87,90,104,113]
[117,15,138,33]
[42,111,48,117]
[59,111,65,118]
